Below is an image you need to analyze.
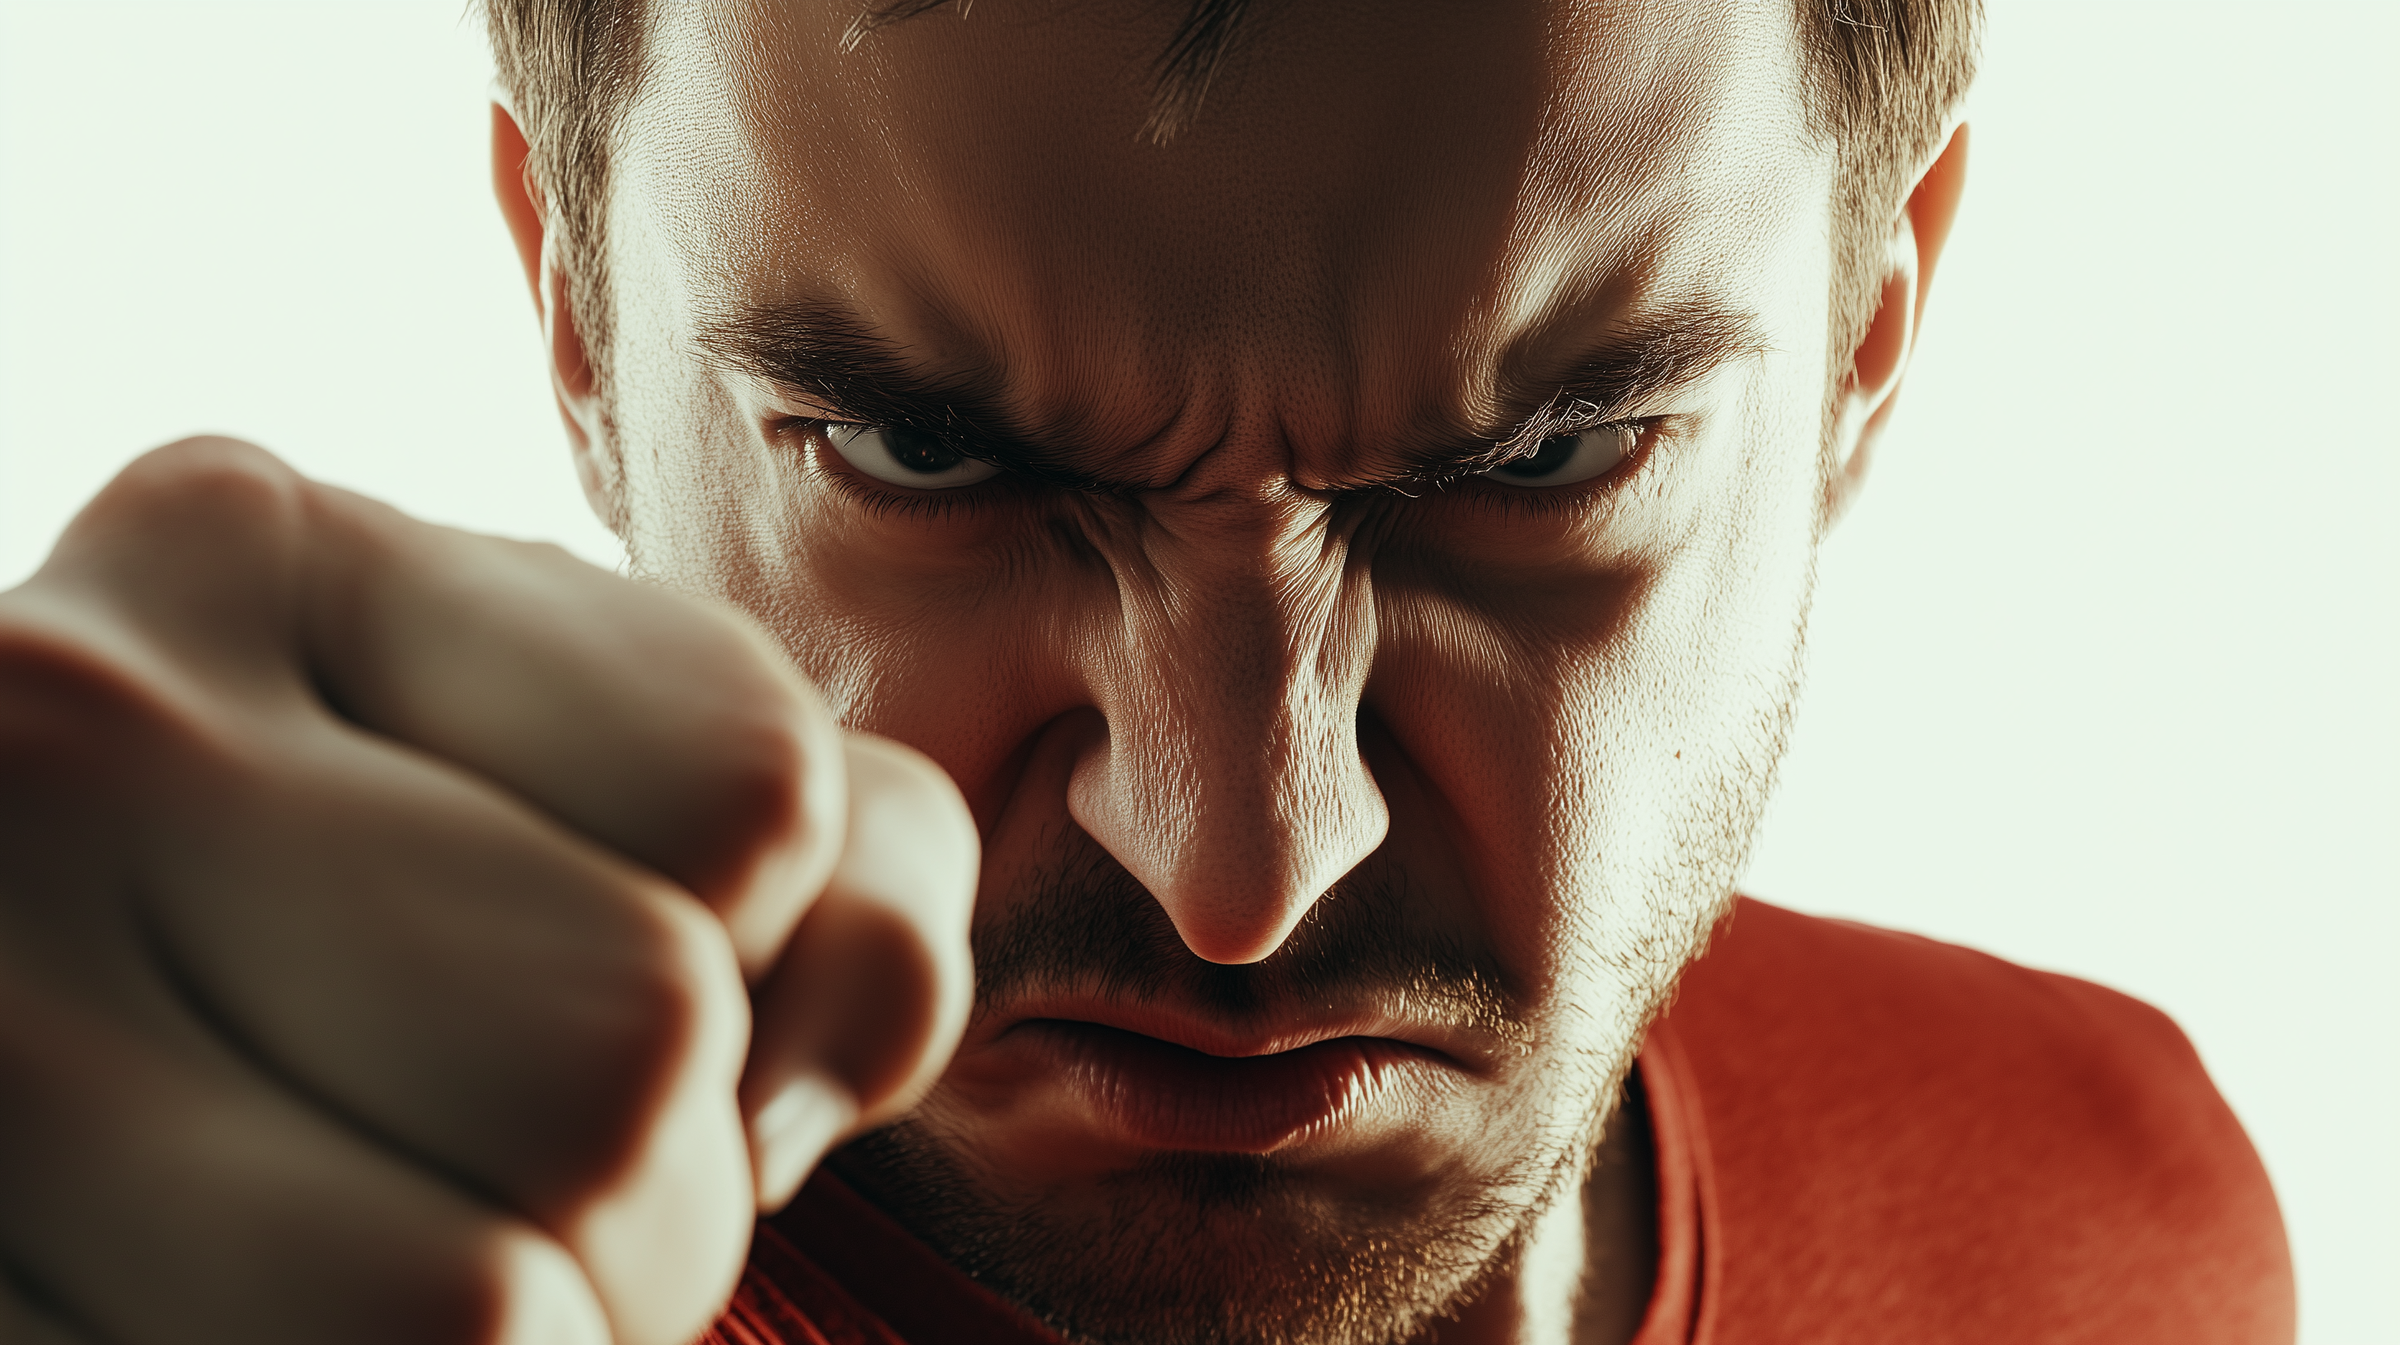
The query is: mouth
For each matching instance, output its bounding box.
[947,1000,1488,1157]
[1004,1020,1449,1152]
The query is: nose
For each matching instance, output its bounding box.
[1066,506,1388,965]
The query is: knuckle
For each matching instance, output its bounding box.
[557,889,746,1177]
[80,437,304,551]
[26,438,314,677]
[632,892,748,1080]
[694,693,814,880]
[661,625,843,907]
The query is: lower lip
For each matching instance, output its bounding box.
[1001,1020,1438,1153]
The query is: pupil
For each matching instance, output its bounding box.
[1497,434,1577,479]
[887,427,965,474]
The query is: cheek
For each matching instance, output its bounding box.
[1367,368,1824,1014]
[1558,373,1823,959]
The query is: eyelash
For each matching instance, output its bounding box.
[779,417,1017,521]
[776,414,1666,520]
[1434,418,1665,518]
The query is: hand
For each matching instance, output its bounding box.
[0,439,976,1345]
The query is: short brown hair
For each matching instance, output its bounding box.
[485,0,1980,475]
[1800,1,1980,435]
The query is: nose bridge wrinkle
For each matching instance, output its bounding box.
[1066,494,1388,966]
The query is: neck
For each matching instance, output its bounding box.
[1420,1081,1660,1345]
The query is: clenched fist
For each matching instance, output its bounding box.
[0,439,977,1345]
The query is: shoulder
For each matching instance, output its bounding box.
[1652,898,2294,1344]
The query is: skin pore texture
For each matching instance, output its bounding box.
[500,2,1957,1341]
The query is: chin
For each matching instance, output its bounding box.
[830,1066,1604,1345]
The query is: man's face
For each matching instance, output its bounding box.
[593,2,1831,1340]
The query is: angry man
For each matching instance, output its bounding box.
[0,2,2293,1343]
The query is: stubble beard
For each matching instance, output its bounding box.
[829,720,1787,1345]
[815,416,1816,1345]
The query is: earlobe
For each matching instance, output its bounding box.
[490,101,621,532]
[1824,122,1970,528]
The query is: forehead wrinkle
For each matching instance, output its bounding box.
[1451,7,1706,361]
[1457,0,1805,380]
[651,0,1814,496]
[700,253,1375,499]
[1295,3,1795,489]
[1364,4,1808,483]
[884,234,1393,500]
[982,309,1253,492]
[689,0,1558,462]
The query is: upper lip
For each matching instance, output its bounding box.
[963,992,1510,1075]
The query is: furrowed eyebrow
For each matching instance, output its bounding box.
[696,295,1769,492]
[1397,300,1773,484]
[693,299,1126,491]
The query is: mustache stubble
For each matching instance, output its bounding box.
[969,830,1533,1050]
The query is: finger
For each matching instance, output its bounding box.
[136,710,755,1345]
[0,924,611,1345]
[303,484,851,974]
[25,441,763,1340]
[14,447,752,1345]
[740,735,979,1209]
[44,439,846,979]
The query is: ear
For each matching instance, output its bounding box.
[492,100,622,531]
[1823,121,1970,526]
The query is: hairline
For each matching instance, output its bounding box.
[486,0,1981,526]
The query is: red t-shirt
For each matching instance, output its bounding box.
[701,898,2295,1344]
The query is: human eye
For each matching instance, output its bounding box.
[1476,423,1639,488]
[822,423,1002,489]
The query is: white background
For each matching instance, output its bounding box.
[2,2,2392,1341]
